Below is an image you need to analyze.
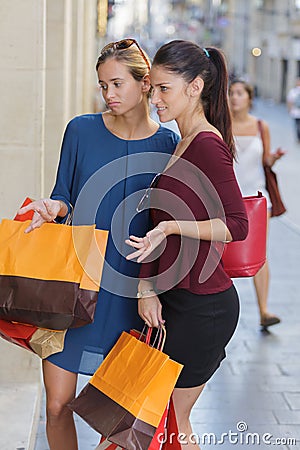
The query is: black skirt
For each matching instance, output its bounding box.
[159,285,239,388]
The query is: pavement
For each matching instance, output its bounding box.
[0,338,42,450]
[2,98,299,450]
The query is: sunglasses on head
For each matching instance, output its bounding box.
[101,38,150,71]
[136,173,161,213]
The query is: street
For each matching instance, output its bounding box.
[34,98,300,450]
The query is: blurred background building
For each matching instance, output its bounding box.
[0,2,300,447]
[103,0,300,102]
[0,0,97,219]
[1,0,300,217]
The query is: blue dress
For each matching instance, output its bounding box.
[48,113,179,374]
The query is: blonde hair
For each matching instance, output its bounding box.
[96,42,150,82]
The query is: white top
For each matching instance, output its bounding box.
[234,134,271,207]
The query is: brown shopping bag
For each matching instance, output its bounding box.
[29,328,66,358]
[0,219,108,330]
[96,403,169,450]
[69,327,183,450]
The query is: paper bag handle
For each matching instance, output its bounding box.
[142,324,166,351]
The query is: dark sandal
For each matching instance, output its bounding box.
[260,315,281,328]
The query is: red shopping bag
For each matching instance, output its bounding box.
[95,438,123,450]
[162,397,181,450]
[0,319,36,351]
[14,197,34,221]
[148,402,169,450]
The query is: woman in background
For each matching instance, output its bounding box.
[229,79,284,329]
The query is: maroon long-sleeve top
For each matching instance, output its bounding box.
[139,132,248,294]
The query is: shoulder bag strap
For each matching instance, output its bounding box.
[257,119,267,166]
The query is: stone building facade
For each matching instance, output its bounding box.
[0,0,98,219]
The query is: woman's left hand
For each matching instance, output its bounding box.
[125,222,167,263]
[270,147,286,166]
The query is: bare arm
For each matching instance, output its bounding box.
[126,218,232,263]
[163,218,232,242]
[260,120,285,167]
[287,100,293,113]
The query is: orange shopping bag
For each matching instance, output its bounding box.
[69,327,183,450]
[0,219,108,329]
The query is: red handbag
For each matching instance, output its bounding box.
[222,192,267,278]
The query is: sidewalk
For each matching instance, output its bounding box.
[0,340,41,450]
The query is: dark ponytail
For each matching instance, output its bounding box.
[203,47,235,158]
[152,40,236,158]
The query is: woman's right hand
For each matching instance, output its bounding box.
[17,199,64,233]
[138,294,164,328]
